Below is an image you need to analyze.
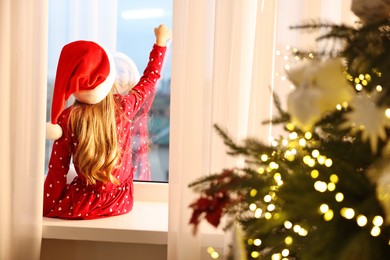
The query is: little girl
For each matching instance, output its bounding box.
[43,24,171,219]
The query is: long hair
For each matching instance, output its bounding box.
[69,89,121,185]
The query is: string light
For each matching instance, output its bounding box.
[207,247,220,259]
[253,239,262,246]
[261,154,269,161]
[255,208,263,218]
[340,208,355,219]
[285,236,293,245]
[249,203,257,211]
[251,251,260,258]
[371,226,381,237]
[267,204,276,211]
[356,215,368,227]
[284,221,293,229]
[314,181,327,192]
[264,212,272,219]
[327,182,336,191]
[281,249,290,257]
[311,169,319,179]
[250,189,257,197]
[319,204,329,213]
[312,150,320,158]
[272,253,282,260]
[330,174,339,183]
[373,216,384,226]
[264,195,272,203]
[324,209,334,221]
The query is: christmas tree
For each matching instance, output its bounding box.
[189,1,390,259]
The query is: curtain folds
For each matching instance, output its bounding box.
[0,1,48,260]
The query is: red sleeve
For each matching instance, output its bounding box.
[121,44,167,118]
[43,114,72,216]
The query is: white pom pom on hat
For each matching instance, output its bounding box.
[46,40,116,140]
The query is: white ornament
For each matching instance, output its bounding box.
[377,169,390,225]
[231,222,248,260]
[286,58,354,130]
[351,0,390,24]
[340,92,390,153]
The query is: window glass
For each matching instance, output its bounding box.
[46,0,172,182]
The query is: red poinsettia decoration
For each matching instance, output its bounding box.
[189,191,230,234]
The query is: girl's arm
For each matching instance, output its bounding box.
[121,24,171,118]
[43,116,72,216]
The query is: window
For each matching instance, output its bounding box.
[46,0,172,183]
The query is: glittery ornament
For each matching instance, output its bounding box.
[287,58,354,130]
[351,0,390,24]
[340,92,390,153]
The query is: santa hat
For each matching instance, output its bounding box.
[46,40,116,140]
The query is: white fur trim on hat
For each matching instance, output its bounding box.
[46,122,63,140]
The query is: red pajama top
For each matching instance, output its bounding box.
[43,44,167,219]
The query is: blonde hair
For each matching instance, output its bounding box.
[69,90,121,185]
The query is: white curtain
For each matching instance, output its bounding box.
[0,0,48,260]
[168,0,356,259]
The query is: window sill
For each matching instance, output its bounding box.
[42,201,168,245]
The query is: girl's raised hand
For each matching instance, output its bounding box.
[154,24,172,47]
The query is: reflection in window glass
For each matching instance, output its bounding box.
[46,0,172,182]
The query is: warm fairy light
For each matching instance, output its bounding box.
[336,104,342,110]
[376,85,382,92]
[371,226,381,237]
[253,238,262,246]
[342,101,348,108]
[317,156,326,165]
[249,203,257,211]
[284,64,290,70]
[277,180,284,186]
[255,208,263,218]
[373,216,384,226]
[293,225,301,233]
[284,151,295,161]
[285,236,293,245]
[272,253,282,260]
[247,238,254,245]
[211,251,219,259]
[304,132,312,139]
[335,192,344,202]
[264,212,272,219]
[361,79,368,86]
[282,139,289,146]
[312,150,320,158]
[250,189,258,197]
[273,213,281,220]
[355,84,363,91]
[298,228,308,236]
[261,154,269,162]
[299,138,307,146]
[286,123,295,131]
[307,158,316,167]
[308,53,314,59]
[289,132,298,140]
[319,204,329,213]
[324,159,333,167]
[330,174,339,183]
[291,149,297,155]
[207,247,219,259]
[385,108,390,118]
[354,78,360,84]
[269,162,279,169]
[281,249,290,257]
[357,215,368,227]
[358,74,364,80]
[271,140,279,147]
[341,208,355,219]
[324,209,334,221]
[258,167,265,174]
[264,195,272,203]
[311,169,319,179]
[314,181,327,192]
[303,155,311,164]
[274,173,282,182]
[267,204,276,211]
[284,221,293,229]
[251,251,260,258]
[327,182,336,191]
